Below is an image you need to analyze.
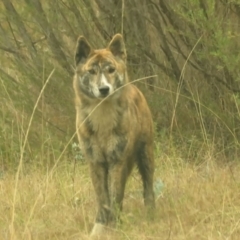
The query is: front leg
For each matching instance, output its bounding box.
[90,162,110,236]
[108,161,131,225]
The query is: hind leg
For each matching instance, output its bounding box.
[136,142,155,209]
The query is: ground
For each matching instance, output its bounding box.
[1,153,240,240]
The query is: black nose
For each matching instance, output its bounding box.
[99,86,110,96]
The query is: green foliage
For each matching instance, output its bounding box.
[71,142,84,162]
[1,0,240,170]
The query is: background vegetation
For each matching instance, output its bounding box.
[0,0,240,239]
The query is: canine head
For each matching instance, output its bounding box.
[74,34,127,100]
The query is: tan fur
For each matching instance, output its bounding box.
[73,34,155,236]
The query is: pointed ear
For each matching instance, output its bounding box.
[75,36,92,65]
[107,34,126,60]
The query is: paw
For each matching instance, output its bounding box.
[90,223,105,237]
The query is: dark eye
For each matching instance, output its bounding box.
[88,69,96,74]
[108,67,115,74]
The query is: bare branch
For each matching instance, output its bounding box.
[2,0,37,59]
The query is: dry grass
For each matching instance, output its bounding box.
[1,57,239,240]
[1,152,240,240]
[1,2,240,240]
